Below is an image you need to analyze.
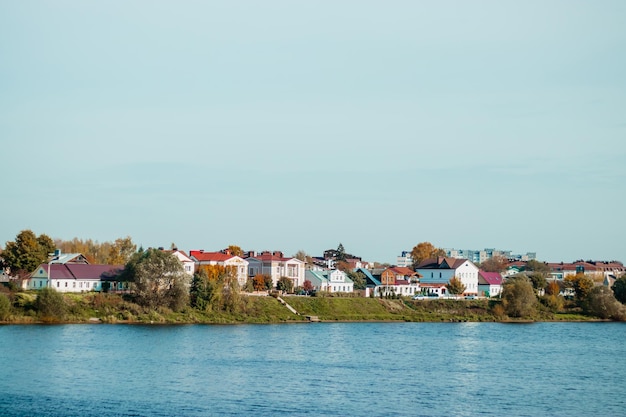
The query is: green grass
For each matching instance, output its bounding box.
[0,291,618,324]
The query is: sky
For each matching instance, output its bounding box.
[1,1,625,264]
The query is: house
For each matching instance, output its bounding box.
[25,263,124,292]
[478,271,503,297]
[416,257,479,296]
[379,267,421,297]
[305,269,354,293]
[419,283,449,297]
[354,267,382,297]
[246,251,305,289]
[161,248,195,277]
[189,249,249,286]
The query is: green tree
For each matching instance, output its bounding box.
[524,260,551,274]
[3,230,57,277]
[347,270,367,290]
[277,276,294,293]
[191,265,241,312]
[411,242,445,269]
[263,274,274,290]
[501,276,537,318]
[446,276,466,295]
[612,276,626,304]
[336,243,346,262]
[584,286,626,320]
[123,248,189,310]
[528,272,548,294]
[34,287,67,321]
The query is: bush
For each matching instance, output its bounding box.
[34,288,67,322]
[0,293,11,320]
[541,294,565,313]
[584,286,626,320]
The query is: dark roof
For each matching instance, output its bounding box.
[42,264,124,280]
[416,257,469,270]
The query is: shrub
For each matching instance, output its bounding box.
[34,288,67,322]
[0,293,11,320]
[541,294,565,313]
[584,286,626,320]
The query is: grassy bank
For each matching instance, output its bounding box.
[0,291,596,324]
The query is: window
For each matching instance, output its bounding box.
[57,282,60,288]
[65,282,68,287]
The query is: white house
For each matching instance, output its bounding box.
[162,249,195,277]
[246,251,306,289]
[189,249,249,286]
[305,269,354,293]
[25,263,124,293]
[478,271,504,298]
[416,257,479,296]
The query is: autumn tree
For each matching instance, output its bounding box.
[612,276,626,304]
[546,280,561,296]
[227,245,244,257]
[565,273,595,302]
[501,275,537,318]
[480,255,508,273]
[446,276,466,295]
[122,248,189,310]
[2,230,56,277]
[411,242,445,269]
[302,280,314,294]
[191,265,241,312]
[106,236,137,265]
[253,275,268,292]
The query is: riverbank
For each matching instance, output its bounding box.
[0,291,598,324]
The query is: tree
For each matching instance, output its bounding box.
[347,270,367,290]
[480,255,507,273]
[446,276,466,295]
[336,243,346,262]
[34,287,67,321]
[2,230,56,277]
[524,260,551,274]
[501,276,537,318]
[190,265,241,312]
[584,286,626,320]
[612,276,626,304]
[227,245,244,257]
[0,293,11,321]
[302,280,314,294]
[253,275,267,292]
[565,273,595,302]
[106,236,137,265]
[411,242,445,269]
[122,248,189,310]
[528,273,547,294]
[277,277,294,293]
[546,280,561,296]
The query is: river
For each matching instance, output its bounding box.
[0,322,624,416]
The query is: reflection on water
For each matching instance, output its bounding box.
[1,322,625,417]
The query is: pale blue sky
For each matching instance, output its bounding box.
[1,1,625,264]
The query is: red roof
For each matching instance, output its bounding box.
[190,250,235,262]
[478,271,503,285]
